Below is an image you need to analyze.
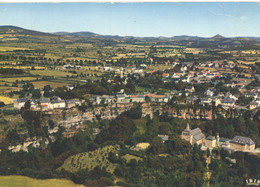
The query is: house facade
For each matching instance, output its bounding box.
[230,136,255,152]
[14,98,28,109]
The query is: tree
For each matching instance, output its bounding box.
[43,85,53,97]
[32,89,41,99]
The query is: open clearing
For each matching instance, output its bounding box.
[0,175,84,187]
[122,154,143,163]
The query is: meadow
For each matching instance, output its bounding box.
[32,81,68,89]
[0,175,84,187]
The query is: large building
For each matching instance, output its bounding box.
[181,125,256,152]
[181,123,205,145]
[230,136,255,152]
[205,134,230,150]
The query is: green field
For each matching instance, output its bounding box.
[0,175,84,187]
[58,145,120,173]
[145,65,172,71]
[32,81,68,89]
[0,77,37,83]
[30,70,76,77]
[121,154,143,163]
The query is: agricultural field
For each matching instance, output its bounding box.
[0,86,17,92]
[32,81,68,89]
[0,77,37,83]
[0,95,15,104]
[29,70,76,77]
[145,65,172,72]
[58,145,120,173]
[0,46,29,51]
[0,176,84,187]
[0,66,45,70]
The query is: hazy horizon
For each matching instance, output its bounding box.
[0,2,260,37]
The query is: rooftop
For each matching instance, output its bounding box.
[230,136,255,146]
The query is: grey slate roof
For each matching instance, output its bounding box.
[230,136,255,145]
[192,128,205,141]
[16,98,28,103]
[206,135,216,140]
[51,100,65,104]
[65,99,80,104]
[158,135,169,142]
[40,98,50,103]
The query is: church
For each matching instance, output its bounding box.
[181,123,205,145]
[181,123,256,152]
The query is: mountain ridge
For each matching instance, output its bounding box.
[1,25,260,40]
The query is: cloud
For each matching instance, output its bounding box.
[208,10,234,18]
[218,4,224,9]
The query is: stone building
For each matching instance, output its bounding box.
[181,123,205,145]
[230,136,255,152]
[205,135,217,149]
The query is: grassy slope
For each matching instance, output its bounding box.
[0,175,84,187]
[58,145,120,173]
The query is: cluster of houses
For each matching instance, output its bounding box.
[63,64,82,70]
[184,86,260,110]
[92,92,171,105]
[181,123,256,152]
[14,96,82,110]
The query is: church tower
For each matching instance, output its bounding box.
[181,123,193,144]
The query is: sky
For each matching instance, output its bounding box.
[0,2,260,37]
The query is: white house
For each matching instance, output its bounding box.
[40,98,52,110]
[205,89,214,97]
[51,100,66,109]
[13,98,28,109]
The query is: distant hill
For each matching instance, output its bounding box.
[211,34,225,40]
[171,35,203,40]
[55,31,99,37]
[1,25,260,44]
[0,25,53,36]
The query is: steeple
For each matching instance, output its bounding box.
[186,123,190,131]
